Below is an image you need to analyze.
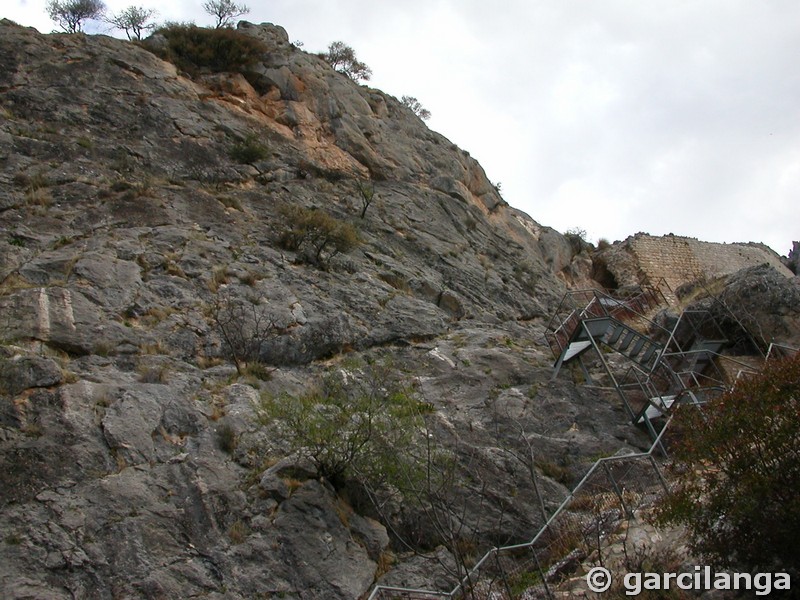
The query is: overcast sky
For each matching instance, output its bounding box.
[5,1,799,255]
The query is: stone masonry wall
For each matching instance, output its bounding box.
[603,233,793,294]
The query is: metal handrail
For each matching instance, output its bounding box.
[544,283,672,360]
[766,342,800,360]
[367,415,677,600]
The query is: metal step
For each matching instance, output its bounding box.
[552,314,669,376]
[640,344,658,365]
[628,337,646,358]
[605,324,625,345]
[584,318,613,339]
[636,395,677,424]
[617,331,636,352]
[562,340,592,362]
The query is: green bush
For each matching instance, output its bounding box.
[229,134,269,164]
[596,237,612,250]
[259,360,430,489]
[148,24,267,76]
[538,459,572,485]
[216,423,237,454]
[278,205,361,267]
[656,352,800,575]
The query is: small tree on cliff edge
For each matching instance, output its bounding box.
[656,352,800,576]
[401,95,431,120]
[107,6,157,40]
[203,0,249,28]
[46,0,106,33]
[324,41,372,83]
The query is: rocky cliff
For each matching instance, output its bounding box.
[0,19,796,600]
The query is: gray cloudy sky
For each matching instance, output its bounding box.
[6,1,799,254]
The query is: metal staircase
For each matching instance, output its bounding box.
[544,282,744,447]
[545,284,669,370]
[552,316,664,377]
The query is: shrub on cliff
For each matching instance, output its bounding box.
[229,134,269,164]
[278,205,361,267]
[656,352,800,575]
[148,24,267,76]
[259,360,430,489]
[208,289,277,376]
[260,360,486,580]
[401,95,431,120]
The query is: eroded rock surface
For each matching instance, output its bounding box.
[2,19,790,600]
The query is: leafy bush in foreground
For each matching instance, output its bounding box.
[656,352,800,575]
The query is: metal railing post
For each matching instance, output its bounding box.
[494,551,515,600]
[530,544,554,600]
[648,454,669,494]
[602,461,631,518]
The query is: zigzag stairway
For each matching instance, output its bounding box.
[543,281,755,445]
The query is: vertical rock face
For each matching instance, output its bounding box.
[1,20,794,599]
[0,19,632,598]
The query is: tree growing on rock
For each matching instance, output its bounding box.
[277,205,361,268]
[46,0,106,33]
[262,362,518,584]
[323,41,372,83]
[260,359,431,489]
[401,95,431,120]
[355,179,376,219]
[208,289,277,376]
[203,0,249,29]
[107,5,157,40]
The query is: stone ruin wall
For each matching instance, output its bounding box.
[603,233,793,294]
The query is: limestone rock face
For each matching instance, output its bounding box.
[0,19,625,598]
[689,264,800,351]
[0,20,795,600]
